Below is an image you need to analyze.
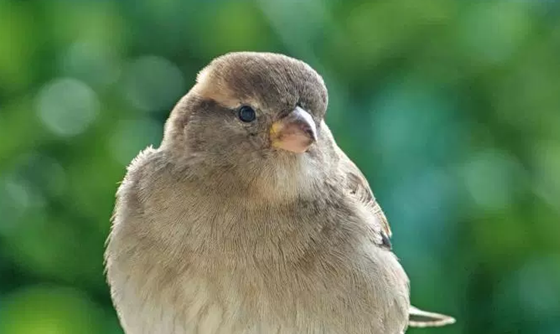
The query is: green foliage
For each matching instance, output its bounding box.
[1,0,559,333]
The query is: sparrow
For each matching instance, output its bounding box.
[105,52,455,334]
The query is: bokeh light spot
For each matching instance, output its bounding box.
[461,149,520,211]
[110,118,163,166]
[60,40,121,88]
[123,56,185,112]
[0,285,106,334]
[36,78,99,137]
[458,2,532,64]
[0,174,45,236]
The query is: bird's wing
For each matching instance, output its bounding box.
[335,148,456,328]
[336,147,392,249]
[408,306,456,327]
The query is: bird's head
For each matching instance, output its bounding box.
[162,52,329,167]
[163,52,330,196]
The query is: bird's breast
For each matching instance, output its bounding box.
[108,180,409,333]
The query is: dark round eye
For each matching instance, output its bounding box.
[238,105,256,123]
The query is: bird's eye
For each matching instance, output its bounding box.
[238,105,256,123]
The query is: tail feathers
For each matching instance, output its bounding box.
[408,306,456,328]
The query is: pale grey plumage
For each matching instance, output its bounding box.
[105,52,454,334]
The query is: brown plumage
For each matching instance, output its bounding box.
[105,52,455,334]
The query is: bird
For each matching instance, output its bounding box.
[105,52,455,334]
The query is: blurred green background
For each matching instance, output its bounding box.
[1,0,559,333]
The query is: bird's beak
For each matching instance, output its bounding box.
[270,106,317,153]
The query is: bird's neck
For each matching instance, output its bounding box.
[190,153,326,204]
